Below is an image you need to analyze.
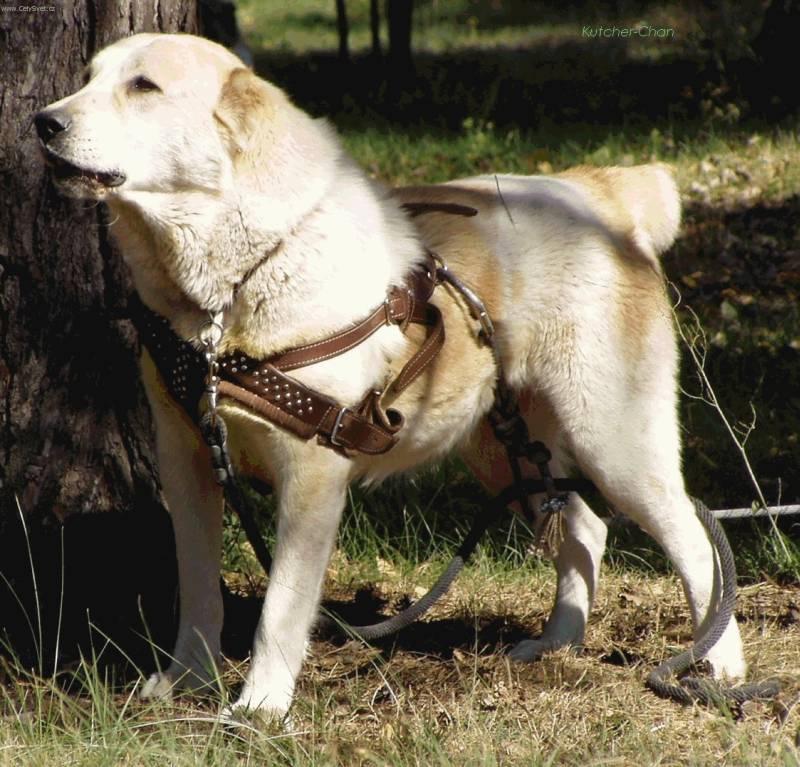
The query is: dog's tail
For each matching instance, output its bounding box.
[562,163,682,259]
[614,163,681,257]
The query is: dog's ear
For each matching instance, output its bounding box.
[214,68,281,158]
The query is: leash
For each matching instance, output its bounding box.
[205,428,780,709]
[645,498,781,706]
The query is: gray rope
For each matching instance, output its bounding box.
[645,497,781,707]
[326,488,506,640]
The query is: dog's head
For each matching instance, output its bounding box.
[34,33,290,202]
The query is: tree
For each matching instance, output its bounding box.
[370,0,382,58]
[335,0,350,63]
[0,0,198,669]
[387,0,414,78]
[751,0,800,113]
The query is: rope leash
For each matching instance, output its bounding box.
[645,498,782,707]
[204,428,782,708]
[201,415,587,641]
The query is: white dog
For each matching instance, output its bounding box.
[36,33,745,719]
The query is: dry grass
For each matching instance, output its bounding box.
[3,557,797,765]
[216,557,800,766]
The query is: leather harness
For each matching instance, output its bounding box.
[131,203,477,455]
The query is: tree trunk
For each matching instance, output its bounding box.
[370,0,382,58]
[751,0,800,113]
[335,0,350,64]
[387,0,414,78]
[0,0,198,670]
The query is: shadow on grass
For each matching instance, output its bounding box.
[221,584,533,662]
[251,32,795,134]
[666,195,800,510]
[0,501,177,680]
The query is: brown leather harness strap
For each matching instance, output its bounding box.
[262,255,439,376]
[215,255,444,454]
[401,201,478,219]
[134,196,485,456]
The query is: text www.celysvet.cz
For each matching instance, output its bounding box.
[1,5,56,12]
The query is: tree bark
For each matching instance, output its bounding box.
[0,1,198,518]
[0,0,198,667]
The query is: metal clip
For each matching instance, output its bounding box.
[431,252,495,341]
[199,310,224,423]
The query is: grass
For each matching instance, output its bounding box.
[1,553,798,766]
[2,2,800,764]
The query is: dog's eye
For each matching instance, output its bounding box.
[130,76,161,93]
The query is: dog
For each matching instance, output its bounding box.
[35,33,746,720]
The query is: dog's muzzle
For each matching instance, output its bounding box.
[34,108,127,189]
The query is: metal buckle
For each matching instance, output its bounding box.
[330,406,350,447]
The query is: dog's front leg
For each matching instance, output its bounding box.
[226,441,351,720]
[139,353,225,698]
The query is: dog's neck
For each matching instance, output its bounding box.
[108,144,422,358]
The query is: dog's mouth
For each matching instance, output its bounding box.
[44,150,126,193]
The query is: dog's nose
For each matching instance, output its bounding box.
[34,110,71,144]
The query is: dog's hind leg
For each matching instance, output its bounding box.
[559,371,746,681]
[460,399,608,660]
[508,490,608,661]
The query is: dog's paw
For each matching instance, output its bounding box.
[140,671,177,700]
[218,700,291,731]
[704,646,747,682]
[140,667,220,700]
[508,638,578,663]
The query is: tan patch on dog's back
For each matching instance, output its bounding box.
[554,166,678,366]
[394,185,505,318]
